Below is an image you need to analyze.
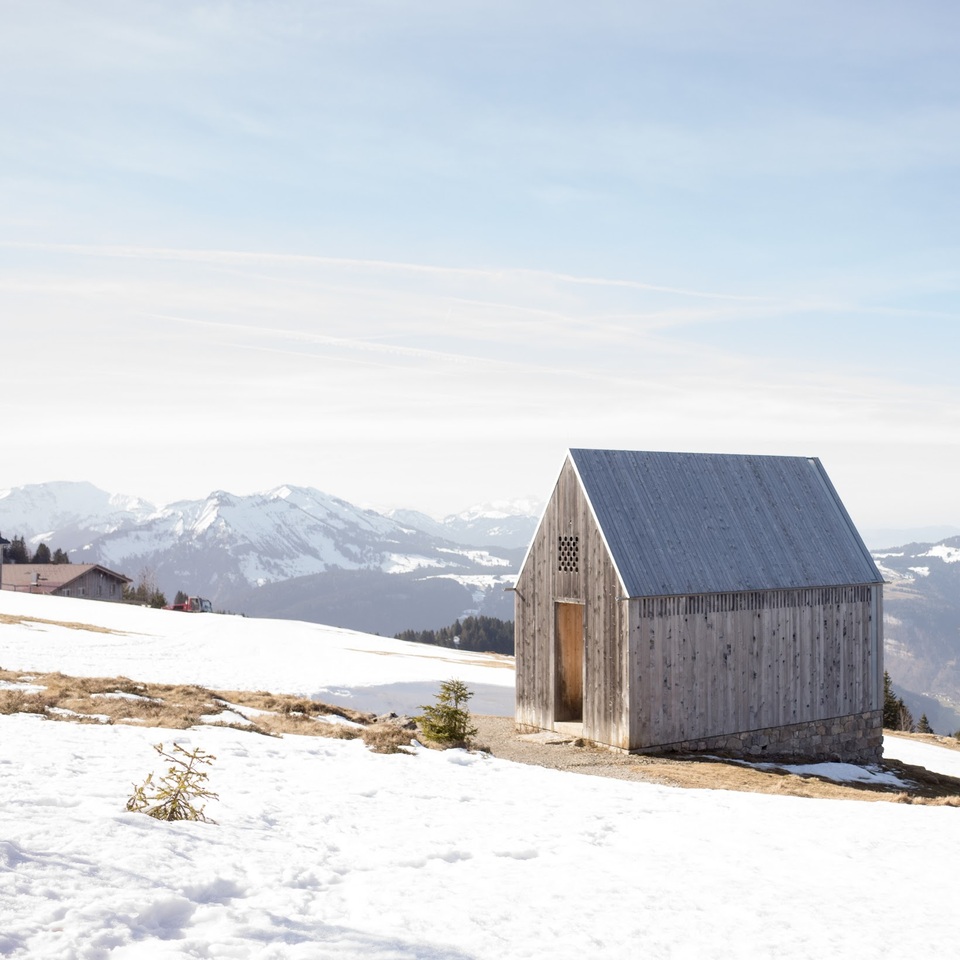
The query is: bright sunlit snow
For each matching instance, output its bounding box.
[2,592,960,959]
[0,592,514,717]
[883,734,960,780]
[748,760,911,788]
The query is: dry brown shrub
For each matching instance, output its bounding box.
[252,714,306,737]
[0,690,26,715]
[252,711,320,737]
[255,714,364,740]
[0,690,53,715]
[330,724,363,739]
[236,713,363,739]
[164,683,214,702]
[362,723,415,754]
[279,698,321,716]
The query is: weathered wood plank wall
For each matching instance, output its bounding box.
[57,568,125,601]
[515,459,630,746]
[628,586,881,747]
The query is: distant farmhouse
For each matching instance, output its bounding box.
[514,449,885,762]
[0,563,131,602]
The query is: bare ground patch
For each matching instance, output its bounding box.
[471,715,960,806]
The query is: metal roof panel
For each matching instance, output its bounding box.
[568,449,882,597]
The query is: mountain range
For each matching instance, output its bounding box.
[0,481,538,634]
[3,480,960,732]
[872,538,960,732]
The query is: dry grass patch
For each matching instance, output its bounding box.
[233,710,363,740]
[0,667,374,738]
[0,613,133,635]
[0,666,419,758]
[362,723,416,754]
[0,689,56,715]
[219,690,369,724]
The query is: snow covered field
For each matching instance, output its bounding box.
[2,592,960,959]
[0,592,515,717]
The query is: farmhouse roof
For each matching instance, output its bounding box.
[568,449,883,597]
[0,563,131,592]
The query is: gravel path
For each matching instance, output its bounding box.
[473,714,721,787]
[470,715,960,802]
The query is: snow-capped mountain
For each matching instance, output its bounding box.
[388,498,540,549]
[0,481,532,631]
[0,481,156,548]
[85,485,416,585]
[872,535,960,731]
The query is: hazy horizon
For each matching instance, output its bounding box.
[2,2,958,527]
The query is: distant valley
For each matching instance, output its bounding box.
[873,538,960,732]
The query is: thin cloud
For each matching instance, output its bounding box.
[3,242,762,303]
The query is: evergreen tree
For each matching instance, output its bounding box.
[5,536,29,563]
[174,590,189,605]
[917,714,933,735]
[32,543,51,564]
[123,569,167,609]
[127,742,219,823]
[395,616,515,654]
[417,679,478,747]
[882,671,900,729]
[1,535,70,565]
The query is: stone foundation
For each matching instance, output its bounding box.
[632,710,884,764]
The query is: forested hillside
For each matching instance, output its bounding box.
[396,615,514,655]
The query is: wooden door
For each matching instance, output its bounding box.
[555,602,584,722]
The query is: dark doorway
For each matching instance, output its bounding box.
[554,602,584,722]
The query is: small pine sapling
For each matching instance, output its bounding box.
[127,742,219,823]
[417,678,478,748]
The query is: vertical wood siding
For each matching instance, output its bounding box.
[516,454,882,753]
[628,586,881,747]
[55,569,126,601]
[515,459,630,747]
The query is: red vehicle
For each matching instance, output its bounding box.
[166,596,213,613]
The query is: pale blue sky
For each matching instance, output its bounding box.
[1,1,958,527]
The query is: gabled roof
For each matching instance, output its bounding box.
[0,563,131,591]
[568,449,883,597]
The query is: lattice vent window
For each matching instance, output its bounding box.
[558,535,579,573]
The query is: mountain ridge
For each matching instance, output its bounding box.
[0,481,536,628]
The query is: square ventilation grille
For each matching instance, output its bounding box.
[558,535,579,573]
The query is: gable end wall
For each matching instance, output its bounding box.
[515,458,630,747]
[55,569,126,601]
